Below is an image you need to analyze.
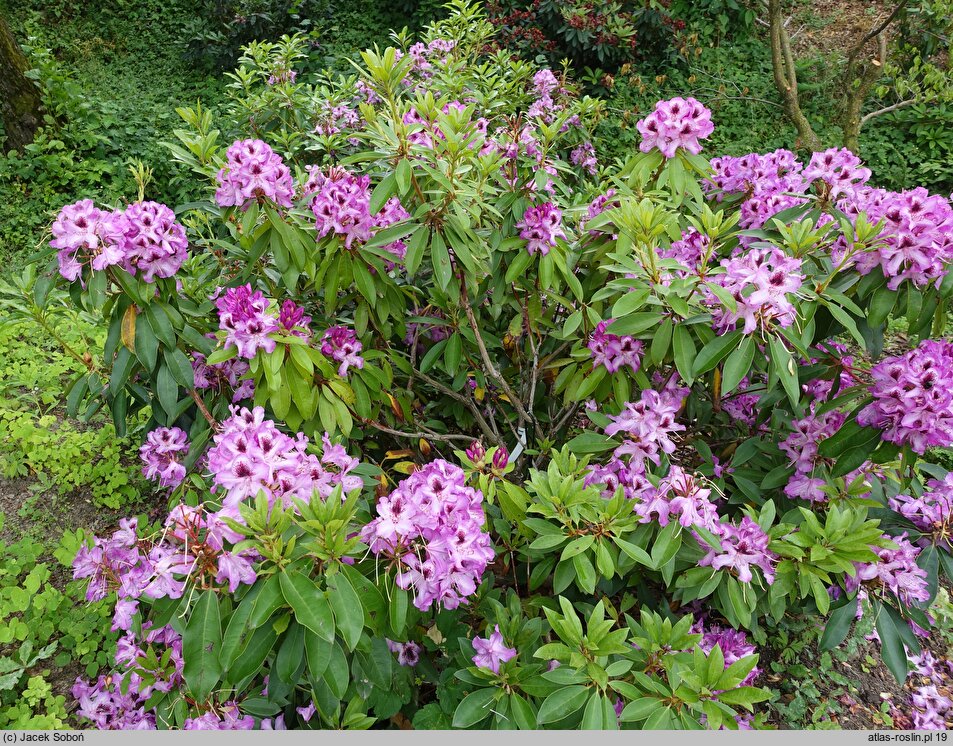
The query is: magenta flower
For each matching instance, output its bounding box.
[516,202,566,256]
[215,139,294,210]
[700,516,776,584]
[139,427,190,489]
[50,199,125,281]
[215,284,279,359]
[117,201,188,282]
[471,625,517,674]
[320,325,365,378]
[857,339,953,454]
[637,97,714,158]
[588,320,643,374]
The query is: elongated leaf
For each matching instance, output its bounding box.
[182,591,222,700]
[279,572,335,642]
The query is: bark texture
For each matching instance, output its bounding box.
[0,15,44,152]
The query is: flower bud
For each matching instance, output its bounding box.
[492,445,509,471]
[466,440,485,464]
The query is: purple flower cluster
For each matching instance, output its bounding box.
[215,284,279,359]
[278,299,312,338]
[588,320,644,374]
[215,139,293,210]
[570,141,597,175]
[890,473,953,552]
[386,639,421,667]
[320,325,365,378]
[583,190,619,237]
[699,516,777,584]
[118,201,189,282]
[206,405,363,513]
[708,247,803,335]
[846,532,930,607]
[857,339,953,454]
[780,409,846,502]
[184,703,255,730]
[846,187,953,290]
[471,625,517,674]
[584,381,691,505]
[307,167,411,256]
[315,101,360,136]
[910,686,952,730]
[802,148,872,199]
[308,167,374,247]
[634,465,721,532]
[516,202,566,256]
[360,460,494,611]
[193,351,254,402]
[139,426,190,489]
[692,621,761,686]
[73,623,184,729]
[51,199,188,282]
[637,97,714,158]
[659,227,710,282]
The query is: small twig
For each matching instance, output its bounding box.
[459,286,544,443]
[189,388,220,430]
[860,98,916,126]
[413,367,503,447]
[359,417,475,443]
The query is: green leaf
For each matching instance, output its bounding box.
[182,591,223,700]
[452,688,497,728]
[875,605,908,683]
[672,324,696,384]
[537,685,590,724]
[279,572,335,642]
[580,693,604,730]
[819,596,858,651]
[304,628,333,680]
[144,303,176,348]
[404,227,428,278]
[768,336,800,407]
[722,336,755,395]
[164,347,195,389]
[620,697,661,722]
[693,330,741,377]
[431,232,453,291]
[275,622,305,683]
[370,173,398,214]
[327,572,364,652]
[156,363,179,418]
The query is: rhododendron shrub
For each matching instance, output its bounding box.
[37,1,953,731]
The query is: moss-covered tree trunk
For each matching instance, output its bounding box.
[0,15,44,153]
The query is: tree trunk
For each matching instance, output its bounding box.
[0,15,44,153]
[766,0,823,152]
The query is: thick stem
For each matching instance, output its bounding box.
[0,15,44,152]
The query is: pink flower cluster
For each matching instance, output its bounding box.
[857,339,953,454]
[215,139,294,210]
[73,623,184,729]
[51,199,188,282]
[184,703,256,730]
[206,405,364,514]
[637,97,714,159]
[278,298,312,338]
[307,166,411,257]
[708,247,803,335]
[139,426,190,489]
[360,460,494,611]
[588,320,644,374]
[802,148,872,199]
[471,624,517,674]
[193,351,254,402]
[779,409,846,502]
[315,101,360,136]
[846,187,953,290]
[118,201,190,282]
[700,516,777,584]
[215,284,279,359]
[890,473,953,552]
[516,202,566,256]
[846,532,930,607]
[386,639,422,667]
[320,325,365,378]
